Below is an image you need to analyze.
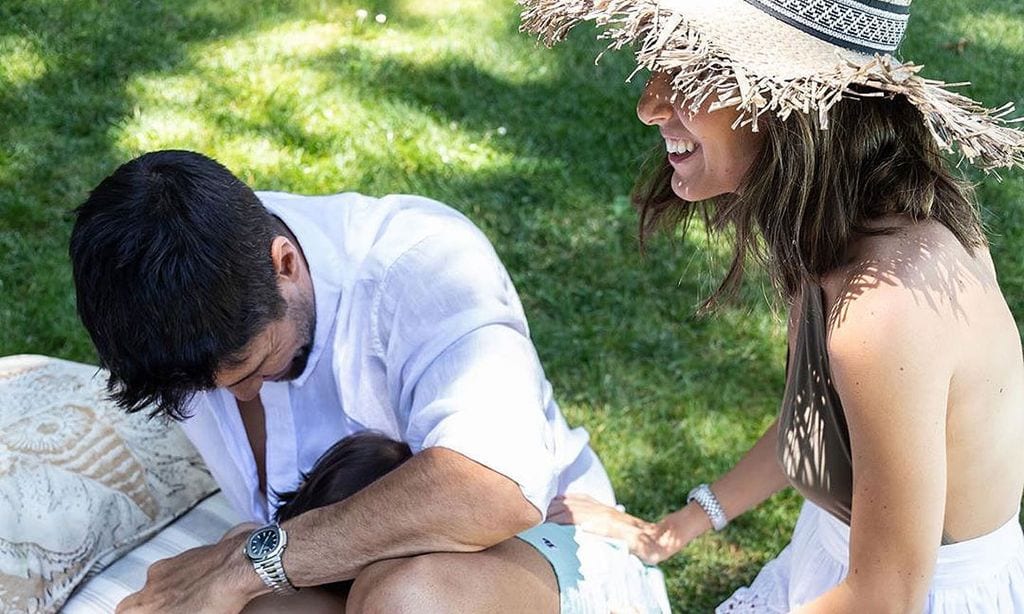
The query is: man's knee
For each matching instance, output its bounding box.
[345,539,558,614]
[346,554,463,614]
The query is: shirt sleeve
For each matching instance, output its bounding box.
[371,222,559,517]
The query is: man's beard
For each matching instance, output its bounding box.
[281,292,316,381]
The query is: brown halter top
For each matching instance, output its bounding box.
[778,284,854,525]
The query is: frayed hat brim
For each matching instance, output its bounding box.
[520,0,1024,170]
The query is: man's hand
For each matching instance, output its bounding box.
[116,531,267,614]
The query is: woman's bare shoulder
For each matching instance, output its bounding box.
[821,217,996,332]
[814,217,1002,385]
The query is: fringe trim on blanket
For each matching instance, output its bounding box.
[519,0,1024,170]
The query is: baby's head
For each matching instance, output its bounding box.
[274,431,412,594]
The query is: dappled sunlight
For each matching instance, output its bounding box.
[0,35,47,87]
[128,74,206,107]
[195,22,350,70]
[360,30,553,87]
[826,230,997,328]
[779,371,844,518]
[116,108,213,151]
[2,0,1020,608]
[395,0,489,19]
[111,16,525,192]
[216,136,306,183]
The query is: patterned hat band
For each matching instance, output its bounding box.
[519,0,1024,169]
[744,0,911,54]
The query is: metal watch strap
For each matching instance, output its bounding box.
[687,483,728,531]
[245,524,298,596]
[254,555,297,596]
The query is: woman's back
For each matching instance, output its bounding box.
[820,215,1024,542]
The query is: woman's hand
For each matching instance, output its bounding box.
[546,494,677,564]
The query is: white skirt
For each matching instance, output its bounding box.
[717,501,1024,613]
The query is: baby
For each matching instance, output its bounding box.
[275,431,412,594]
[232,431,412,601]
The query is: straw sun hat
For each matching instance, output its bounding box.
[519,0,1024,169]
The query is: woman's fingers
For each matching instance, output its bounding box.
[547,495,648,540]
[548,502,603,527]
[559,493,598,506]
[550,495,671,564]
[548,494,598,518]
[546,503,571,524]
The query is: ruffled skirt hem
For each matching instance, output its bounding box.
[717,502,1024,613]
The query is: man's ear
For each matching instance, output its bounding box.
[270,236,300,280]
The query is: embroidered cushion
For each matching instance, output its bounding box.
[0,355,217,613]
[61,492,239,613]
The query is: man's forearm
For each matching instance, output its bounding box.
[278,446,540,588]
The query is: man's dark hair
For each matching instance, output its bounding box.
[69,150,286,420]
[274,432,413,595]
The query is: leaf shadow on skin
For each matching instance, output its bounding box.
[825,228,998,331]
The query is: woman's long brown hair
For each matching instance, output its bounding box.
[634,93,986,311]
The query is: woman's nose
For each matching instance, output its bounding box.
[637,72,675,126]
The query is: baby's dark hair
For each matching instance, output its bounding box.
[274,431,412,594]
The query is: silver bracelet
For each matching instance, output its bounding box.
[687,483,728,531]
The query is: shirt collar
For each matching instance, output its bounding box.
[260,195,343,388]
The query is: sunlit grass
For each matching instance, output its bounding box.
[0,35,47,87]
[115,12,532,193]
[1,0,1021,610]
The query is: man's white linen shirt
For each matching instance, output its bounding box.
[179,192,613,523]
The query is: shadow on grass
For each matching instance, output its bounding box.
[0,0,400,355]
[181,37,789,417]
[3,0,1020,609]
[0,8,798,609]
[0,0,786,465]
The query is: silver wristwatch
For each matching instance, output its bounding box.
[243,523,297,596]
[687,483,729,531]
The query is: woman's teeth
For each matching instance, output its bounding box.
[665,138,696,154]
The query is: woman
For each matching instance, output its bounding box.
[521,0,1024,611]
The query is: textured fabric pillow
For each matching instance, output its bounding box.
[0,355,217,614]
[62,491,240,613]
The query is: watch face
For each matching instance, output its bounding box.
[247,527,280,560]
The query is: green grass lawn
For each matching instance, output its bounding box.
[1,0,1022,610]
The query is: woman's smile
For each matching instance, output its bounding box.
[638,72,763,202]
[664,135,700,165]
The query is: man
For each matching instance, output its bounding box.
[69,150,670,613]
